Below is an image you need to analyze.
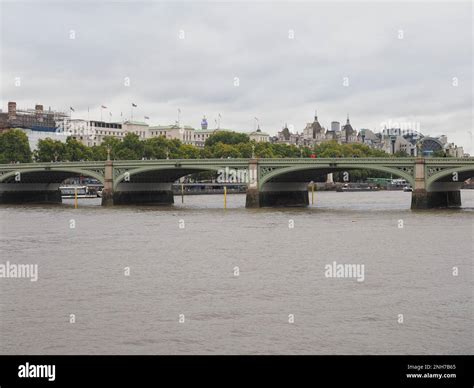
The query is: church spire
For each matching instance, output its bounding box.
[315,109,318,121]
[346,114,350,124]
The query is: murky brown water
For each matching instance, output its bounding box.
[0,191,472,354]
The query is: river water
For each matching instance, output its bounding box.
[0,191,472,354]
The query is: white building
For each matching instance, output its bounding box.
[122,121,149,140]
[58,119,125,146]
[444,142,464,157]
[148,122,195,145]
[22,128,66,150]
[249,127,270,142]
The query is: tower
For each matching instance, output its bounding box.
[201,115,208,130]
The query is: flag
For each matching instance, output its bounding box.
[178,108,181,114]
[144,116,150,120]
[218,113,221,118]
[109,112,112,116]
[120,112,123,117]
[70,107,75,112]
[132,103,137,107]
[101,105,107,109]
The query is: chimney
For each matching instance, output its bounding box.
[8,101,16,119]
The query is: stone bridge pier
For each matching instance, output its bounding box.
[245,159,309,207]
[0,183,62,204]
[411,158,461,209]
[101,160,174,206]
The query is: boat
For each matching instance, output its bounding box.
[60,186,98,199]
[403,186,413,192]
[338,183,379,192]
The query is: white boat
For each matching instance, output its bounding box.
[60,186,97,198]
[403,186,413,192]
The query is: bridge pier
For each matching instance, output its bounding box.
[411,189,461,209]
[245,187,260,208]
[246,183,309,208]
[108,183,174,206]
[0,184,62,204]
[101,159,114,206]
[410,158,462,209]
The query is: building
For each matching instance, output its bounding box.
[193,116,217,147]
[148,122,195,145]
[358,128,379,146]
[122,121,149,140]
[417,136,444,156]
[276,125,303,145]
[249,127,270,142]
[444,142,464,157]
[302,112,326,145]
[59,119,125,146]
[340,116,358,143]
[22,128,67,151]
[0,101,67,132]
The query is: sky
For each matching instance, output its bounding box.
[0,1,472,153]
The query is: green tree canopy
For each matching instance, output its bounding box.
[116,133,145,160]
[205,131,250,147]
[35,138,67,162]
[0,129,32,163]
[65,137,92,161]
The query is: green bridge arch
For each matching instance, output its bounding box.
[113,164,227,190]
[426,165,474,190]
[0,167,106,184]
[259,164,416,189]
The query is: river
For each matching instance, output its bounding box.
[0,190,472,354]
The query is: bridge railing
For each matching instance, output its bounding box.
[0,157,473,168]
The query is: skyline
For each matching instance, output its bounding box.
[1,1,472,152]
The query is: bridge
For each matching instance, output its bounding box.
[0,157,473,209]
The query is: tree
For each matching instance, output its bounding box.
[65,137,92,161]
[205,131,250,147]
[167,139,183,159]
[236,142,253,158]
[179,144,200,159]
[432,149,450,158]
[0,129,32,163]
[143,136,168,159]
[210,142,242,158]
[116,133,145,160]
[35,138,67,162]
[393,150,409,157]
[254,142,275,158]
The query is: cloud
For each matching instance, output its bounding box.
[1,1,472,152]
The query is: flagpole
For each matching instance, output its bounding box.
[101,107,103,122]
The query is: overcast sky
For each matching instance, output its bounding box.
[1,1,472,153]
